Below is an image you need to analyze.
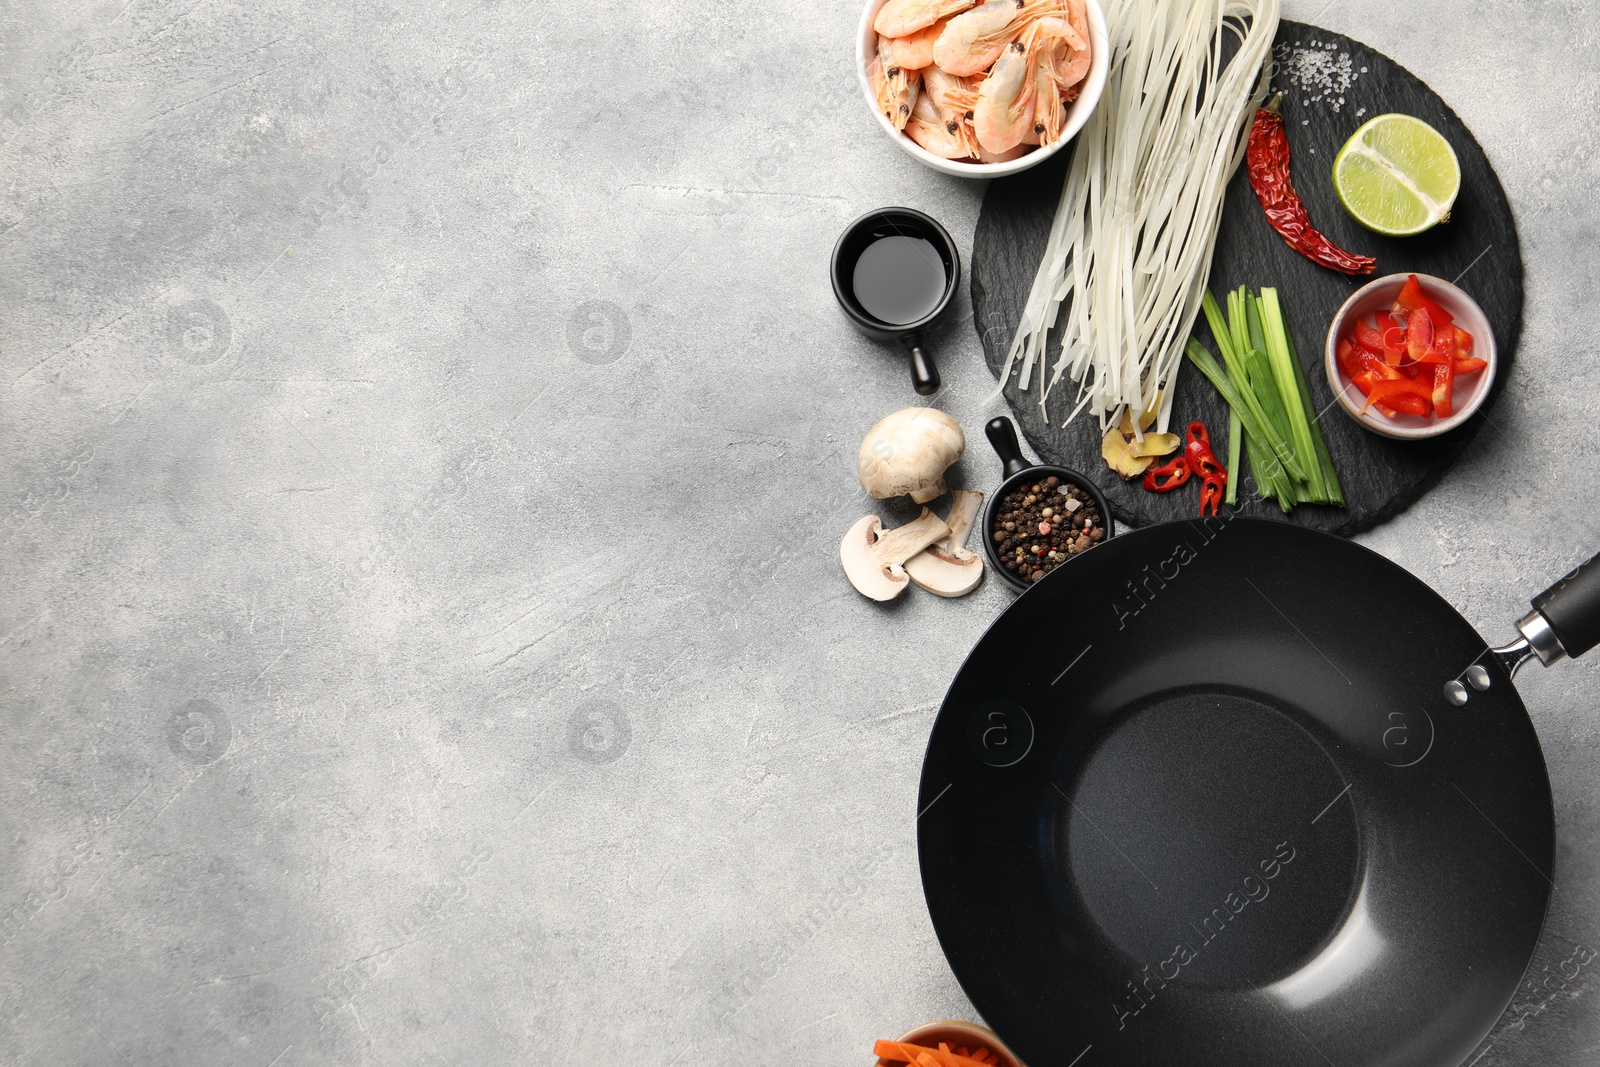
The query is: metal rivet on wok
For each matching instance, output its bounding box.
[1444,680,1469,706]
[1466,665,1492,691]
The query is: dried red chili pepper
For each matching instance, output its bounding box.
[1247,94,1377,276]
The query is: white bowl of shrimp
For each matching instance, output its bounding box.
[858,0,1109,178]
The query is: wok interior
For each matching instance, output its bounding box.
[1057,685,1362,990]
[920,520,1555,1067]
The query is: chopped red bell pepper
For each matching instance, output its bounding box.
[1345,345,1399,384]
[1361,377,1433,414]
[1393,274,1452,332]
[1355,319,1386,356]
[1347,364,1411,417]
[1341,336,1385,378]
[1395,275,1420,313]
[1383,393,1432,417]
[1336,336,1361,375]
[1393,274,1427,313]
[1406,307,1435,362]
[1340,279,1477,422]
[1356,383,1410,418]
[1418,322,1457,365]
[1432,360,1456,418]
[1427,303,1453,334]
[1382,325,1408,366]
[1357,383,1430,417]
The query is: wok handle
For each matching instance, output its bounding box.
[1529,551,1600,661]
[986,417,1033,480]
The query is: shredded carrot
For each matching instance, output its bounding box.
[873,1039,999,1067]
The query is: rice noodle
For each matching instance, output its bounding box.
[996,0,1280,433]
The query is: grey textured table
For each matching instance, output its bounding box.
[1,1,1597,1065]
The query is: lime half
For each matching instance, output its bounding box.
[1333,114,1461,237]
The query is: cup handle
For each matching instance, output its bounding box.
[899,335,940,396]
[985,417,1033,480]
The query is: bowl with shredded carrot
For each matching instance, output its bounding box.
[857,0,1109,178]
[872,1020,1025,1067]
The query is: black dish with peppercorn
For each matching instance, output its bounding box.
[982,417,1117,593]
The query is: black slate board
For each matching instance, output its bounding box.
[972,21,1523,536]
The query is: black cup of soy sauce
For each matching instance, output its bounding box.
[831,207,961,396]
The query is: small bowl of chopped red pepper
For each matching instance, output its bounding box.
[1324,272,1497,440]
[982,417,1115,593]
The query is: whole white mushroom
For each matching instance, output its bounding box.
[856,408,966,504]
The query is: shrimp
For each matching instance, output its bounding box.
[922,65,965,115]
[1033,56,1063,144]
[1024,16,1081,142]
[972,39,1035,153]
[867,55,922,131]
[877,36,916,109]
[874,0,977,39]
[975,142,1031,163]
[933,0,1057,78]
[877,18,947,74]
[906,90,975,159]
[922,66,983,157]
[1055,0,1092,89]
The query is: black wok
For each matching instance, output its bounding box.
[918,518,1600,1067]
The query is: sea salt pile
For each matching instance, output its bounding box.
[1273,40,1364,114]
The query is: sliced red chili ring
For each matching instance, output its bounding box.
[1142,456,1192,493]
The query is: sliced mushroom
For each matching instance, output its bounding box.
[857,408,966,504]
[840,508,952,602]
[905,489,985,598]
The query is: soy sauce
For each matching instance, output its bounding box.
[829,208,960,395]
[851,235,948,326]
